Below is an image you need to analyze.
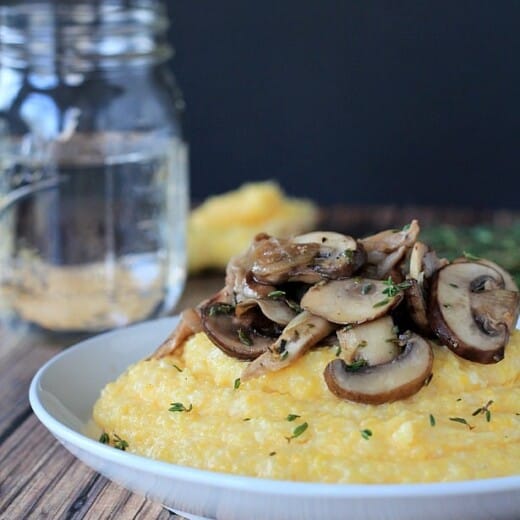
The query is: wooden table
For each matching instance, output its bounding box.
[0,206,517,519]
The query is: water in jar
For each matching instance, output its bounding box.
[0,135,187,332]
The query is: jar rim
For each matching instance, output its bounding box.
[0,1,172,70]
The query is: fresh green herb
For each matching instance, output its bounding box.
[280,350,289,360]
[286,300,303,313]
[113,434,129,451]
[234,378,241,389]
[361,282,374,295]
[449,417,474,429]
[360,429,372,440]
[424,373,433,386]
[286,414,301,422]
[243,417,251,421]
[208,302,235,317]
[99,432,110,444]
[456,398,463,402]
[172,364,183,372]
[402,223,411,232]
[269,451,277,456]
[443,304,451,309]
[463,251,481,261]
[268,290,286,300]
[472,400,494,422]
[449,283,459,289]
[382,277,413,297]
[373,298,390,308]
[237,328,253,346]
[429,414,436,427]
[357,340,368,348]
[341,249,355,262]
[287,422,308,441]
[335,345,342,357]
[169,402,193,413]
[421,223,520,286]
[345,359,367,372]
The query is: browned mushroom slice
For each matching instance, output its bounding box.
[301,278,403,325]
[242,311,336,379]
[292,231,366,280]
[358,221,420,280]
[404,279,432,335]
[249,235,321,285]
[429,262,520,364]
[336,316,400,365]
[235,298,297,325]
[324,332,433,404]
[360,220,420,256]
[150,307,203,359]
[201,301,279,360]
[226,252,277,301]
[405,242,448,335]
[452,257,519,326]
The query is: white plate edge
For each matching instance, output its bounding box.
[28,316,520,499]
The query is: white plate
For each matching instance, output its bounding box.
[29,317,520,520]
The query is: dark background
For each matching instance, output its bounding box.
[167,1,520,209]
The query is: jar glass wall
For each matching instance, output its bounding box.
[0,0,188,332]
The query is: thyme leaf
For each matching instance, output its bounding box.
[113,434,129,451]
[169,402,193,413]
[286,422,308,441]
[360,429,373,440]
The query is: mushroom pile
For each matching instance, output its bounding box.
[153,221,520,405]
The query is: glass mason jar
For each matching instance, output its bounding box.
[0,0,188,333]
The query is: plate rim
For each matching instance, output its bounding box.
[29,316,520,499]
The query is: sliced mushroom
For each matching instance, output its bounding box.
[301,278,403,325]
[201,300,279,360]
[404,242,448,336]
[150,307,203,359]
[360,220,420,256]
[292,231,366,280]
[235,297,297,325]
[336,316,400,365]
[404,278,432,335]
[452,257,519,326]
[242,311,336,379]
[249,234,321,285]
[324,332,433,404]
[359,221,419,280]
[429,262,519,363]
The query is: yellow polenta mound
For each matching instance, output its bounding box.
[93,330,520,484]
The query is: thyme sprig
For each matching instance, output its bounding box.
[472,400,494,422]
[169,402,193,413]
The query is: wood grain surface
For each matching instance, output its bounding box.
[0,206,516,519]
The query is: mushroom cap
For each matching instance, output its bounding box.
[292,231,366,279]
[201,301,279,360]
[324,332,433,405]
[301,278,403,325]
[429,262,519,364]
[250,236,320,285]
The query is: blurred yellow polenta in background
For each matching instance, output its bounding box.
[188,182,319,273]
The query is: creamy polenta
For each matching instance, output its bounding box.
[93,329,520,484]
